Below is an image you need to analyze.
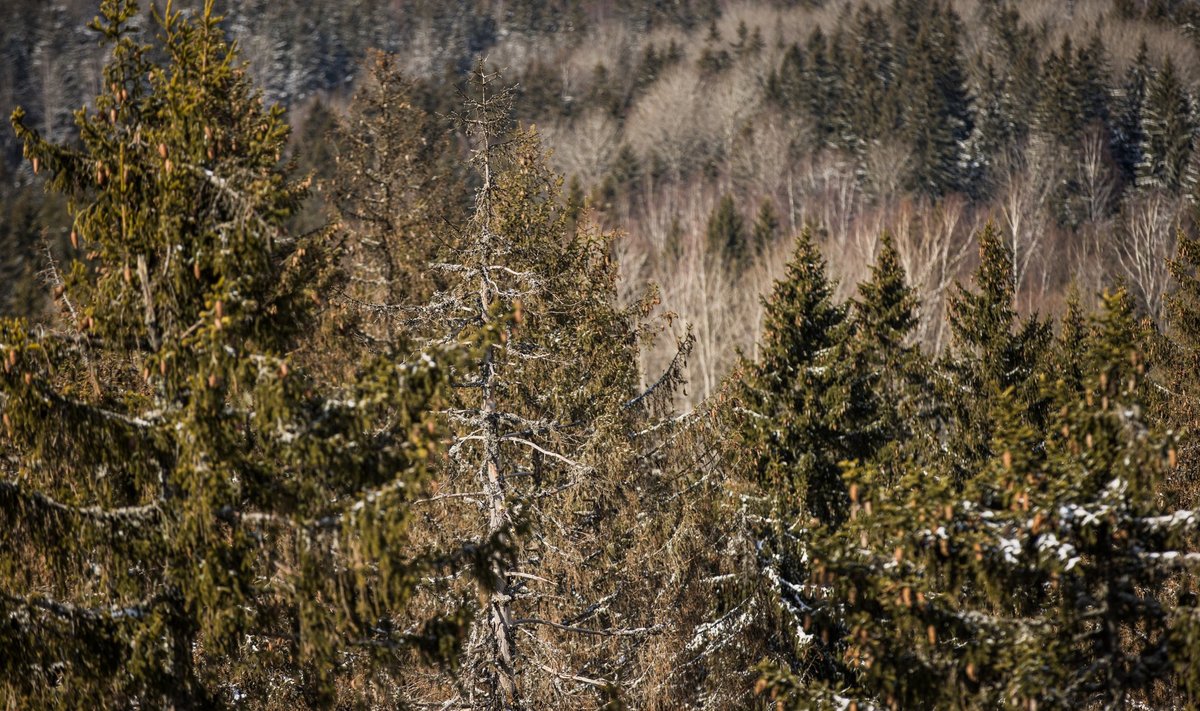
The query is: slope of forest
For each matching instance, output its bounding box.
[5,0,1200,709]
[5,0,1200,404]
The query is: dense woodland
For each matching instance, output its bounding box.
[6,0,1200,709]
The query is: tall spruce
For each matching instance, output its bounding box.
[1,2,471,707]
[899,6,973,196]
[326,50,464,355]
[850,233,934,464]
[1112,41,1153,185]
[751,198,780,256]
[749,231,925,706]
[1137,58,1197,194]
[742,228,851,527]
[738,228,889,700]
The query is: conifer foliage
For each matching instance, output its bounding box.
[1,2,469,706]
[750,229,1200,709]
[9,3,1200,710]
[333,65,697,709]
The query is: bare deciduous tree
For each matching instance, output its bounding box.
[1115,189,1180,321]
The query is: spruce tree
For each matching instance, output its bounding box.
[1,2,468,706]
[1137,58,1197,194]
[327,50,464,354]
[1034,40,1084,146]
[751,198,779,257]
[1112,41,1153,185]
[763,287,1200,709]
[706,193,749,268]
[772,42,806,110]
[359,65,694,709]
[800,27,841,146]
[748,231,923,706]
[942,222,1051,482]
[899,8,973,196]
[742,228,850,527]
[849,233,934,463]
[1158,210,1200,508]
[738,228,893,702]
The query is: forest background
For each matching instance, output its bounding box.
[4,0,1200,405]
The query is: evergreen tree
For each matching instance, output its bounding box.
[762,287,1200,709]
[1137,58,1197,193]
[771,42,806,109]
[1035,34,1110,148]
[748,231,927,706]
[364,65,695,709]
[799,27,842,146]
[850,233,934,463]
[1035,39,1087,147]
[942,223,1052,482]
[706,193,749,267]
[966,61,1021,194]
[985,4,1042,143]
[1112,41,1153,185]
[842,5,900,146]
[751,198,779,256]
[1074,33,1112,129]
[1051,285,1089,400]
[1,2,470,707]
[738,228,857,695]
[1158,211,1200,508]
[697,21,732,75]
[899,8,973,196]
[327,50,465,354]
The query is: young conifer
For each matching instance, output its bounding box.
[942,222,1052,482]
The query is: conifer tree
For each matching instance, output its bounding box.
[706,193,749,268]
[941,223,1051,481]
[799,28,841,146]
[1035,35,1110,149]
[751,198,779,256]
[1158,210,1200,507]
[762,287,1200,710]
[850,233,934,459]
[771,42,806,111]
[747,231,925,706]
[1112,41,1153,185]
[742,228,851,527]
[356,65,694,709]
[1137,58,1197,194]
[899,7,973,196]
[327,50,465,353]
[738,228,893,702]
[1,2,470,706]
[1052,285,1089,400]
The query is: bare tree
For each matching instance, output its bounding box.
[995,144,1056,305]
[1114,189,1180,321]
[892,196,977,351]
[544,109,620,187]
[1078,125,1117,225]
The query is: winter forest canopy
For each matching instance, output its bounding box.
[5,0,1200,708]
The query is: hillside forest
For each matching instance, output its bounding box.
[6,0,1200,708]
